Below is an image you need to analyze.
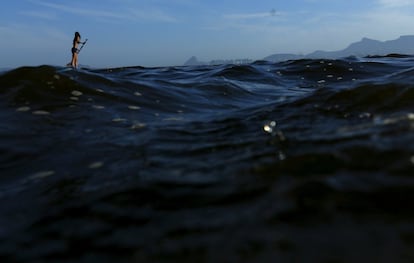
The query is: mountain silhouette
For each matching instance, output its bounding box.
[265,35,414,61]
[184,56,205,66]
[185,36,414,66]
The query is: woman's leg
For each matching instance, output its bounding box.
[73,53,78,68]
[70,53,75,67]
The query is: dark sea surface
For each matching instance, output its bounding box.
[1,56,414,262]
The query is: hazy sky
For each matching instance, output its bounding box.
[1,0,414,68]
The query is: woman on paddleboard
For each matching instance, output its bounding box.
[69,32,86,68]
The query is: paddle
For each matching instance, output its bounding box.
[77,38,88,54]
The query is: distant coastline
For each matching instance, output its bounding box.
[184,56,253,66]
[184,35,414,66]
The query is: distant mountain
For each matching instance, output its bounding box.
[265,35,414,62]
[185,36,414,66]
[184,56,206,66]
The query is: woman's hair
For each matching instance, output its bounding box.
[73,32,81,45]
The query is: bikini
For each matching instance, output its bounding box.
[71,39,80,54]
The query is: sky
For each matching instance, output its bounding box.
[2,0,414,68]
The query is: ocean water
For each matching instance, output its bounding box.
[1,56,414,262]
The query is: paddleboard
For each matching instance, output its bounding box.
[57,67,74,73]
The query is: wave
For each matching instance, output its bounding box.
[1,57,414,262]
[1,59,413,179]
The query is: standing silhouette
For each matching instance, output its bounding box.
[69,32,86,68]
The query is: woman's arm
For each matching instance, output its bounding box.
[76,36,85,44]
